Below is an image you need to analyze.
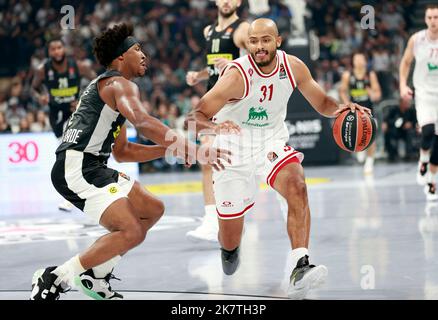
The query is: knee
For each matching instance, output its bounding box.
[421,124,435,150]
[284,175,307,202]
[123,221,146,248]
[151,199,165,220]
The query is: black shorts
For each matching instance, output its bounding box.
[51,150,134,223]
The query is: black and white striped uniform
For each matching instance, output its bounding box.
[51,70,134,223]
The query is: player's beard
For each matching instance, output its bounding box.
[219,7,236,18]
[252,49,276,67]
[52,54,66,64]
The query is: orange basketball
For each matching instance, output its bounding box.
[332,109,377,152]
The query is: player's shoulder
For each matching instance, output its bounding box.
[411,29,426,42]
[203,25,212,38]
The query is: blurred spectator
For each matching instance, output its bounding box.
[19,116,30,133]
[30,110,50,132]
[382,99,418,162]
[0,111,11,133]
[5,97,26,133]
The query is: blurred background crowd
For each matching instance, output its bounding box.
[0,0,422,168]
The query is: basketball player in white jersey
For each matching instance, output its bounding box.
[186,18,370,299]
[400,4,438,201]
[186,0,249,244]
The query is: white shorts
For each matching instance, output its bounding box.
[212,139,304,220]
[51,150,135,224]
[415,93,438,133]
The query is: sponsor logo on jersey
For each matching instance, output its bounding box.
[248,68,254,76]
[428,63,438,71]
[267,151,278,162]
[279,63,287,79]
[109,186,118,194]
[221,201,233,208]
[242,107,269,127]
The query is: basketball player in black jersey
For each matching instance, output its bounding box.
[340,52,381,174]
[30,23,230,300]
[31,38,96,211]
[185,0,249,243]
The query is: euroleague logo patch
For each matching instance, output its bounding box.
[267,151,278,162]
[346,115,355,121]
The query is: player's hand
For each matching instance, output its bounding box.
[38,94,49,106]
[214,120,241,135]
[186,71,200,86]
[198,145,232,171]
[400,84,413,101]
[70,100,78,111]
[213,58,230,73]
[334,102,372,117]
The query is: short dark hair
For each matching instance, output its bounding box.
[93,23,134,67]
[426,4,438,11]
[47,37,65,48]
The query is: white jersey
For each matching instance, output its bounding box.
[213,50,296,144]
[413,29,438,96]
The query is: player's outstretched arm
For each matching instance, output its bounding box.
[112,125,167,163]
[101,77,231,169]
[185,67,244,134]
[288,55,370,117]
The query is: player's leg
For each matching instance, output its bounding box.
[214,167,255,275]
[364,106,376,174]
[415,95,436,185]
[264,142,326,299]
[186,134,219,243]
[74,179,165,300]
[424,122,438,201]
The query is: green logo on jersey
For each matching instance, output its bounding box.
[428,63,438,71]
[242,107,269,127]
[248,107,268,120]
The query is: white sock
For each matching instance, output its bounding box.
[365,157,374,165]
[420,150,430,163]
[92,255,121,278]
[202,205,218,228]
[52,254,86,286]
[291,247,309,268]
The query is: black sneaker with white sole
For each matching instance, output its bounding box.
[221,247,240,275]
[288,255,328,300]
[74,269,123,300]
[30,266,70,300]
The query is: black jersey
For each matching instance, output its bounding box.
[44,57,81,108]
[205,18,243,91]
[56,70,126,160]
[349,71,373,108]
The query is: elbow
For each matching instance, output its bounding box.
[112,145,129,163]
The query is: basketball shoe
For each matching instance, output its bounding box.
[58,199,74,212]
[186,211,219,244]
[288,255,328,300]
[221,247,240,275]
[74,269,123,300]
[417,162,429,185]
[424,182,438,201]
[30,266,70,300]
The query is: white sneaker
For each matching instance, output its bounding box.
[58,199,74,212]
[288,255,328,300]
[186,224,219,243]
[424,183,438,201]
[417,162,429,186]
